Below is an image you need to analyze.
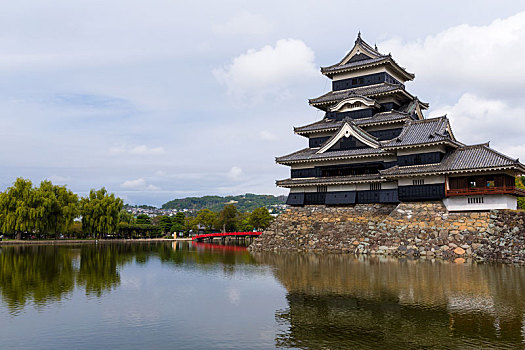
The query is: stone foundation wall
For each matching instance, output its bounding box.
[249,202,525,264]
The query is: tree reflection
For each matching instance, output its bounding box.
[0,242,260,314]
[0,246,76,312]
[253,253,525,349]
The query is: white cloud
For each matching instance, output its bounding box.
[227,166,244,181]
[212,11,273,36]
[46,175,71,183]
[213,39,317,101]
[129,145,165,155]
[121,178,160,191]
[108,145,165,156]
[259,130,277,141]
[379,12,525,99]
[430,93,525,158]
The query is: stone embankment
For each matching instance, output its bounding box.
[249,202,525,264]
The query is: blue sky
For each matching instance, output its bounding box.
[1,0,525,205]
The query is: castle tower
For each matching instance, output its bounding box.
[276,34,525,210]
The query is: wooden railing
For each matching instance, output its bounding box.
[446,186,525,197]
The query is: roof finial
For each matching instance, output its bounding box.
[374,43,378,51]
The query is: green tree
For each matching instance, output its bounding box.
[217,204,239,232]
[158,215,172,233]
[0,178,40,239]
[516,176,525,209]
[80,188,123,238]
[135,214,152,225]
[248,207,274,231]
[170,222,184,234]
[36,180,79,238]
[238,212,254,232]
[193,209,217,233]
[119,209,134,224]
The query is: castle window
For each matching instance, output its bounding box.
[413,179,424,186]
[370,183,382,191]
[467,196,484,204]
[317,185,327,193]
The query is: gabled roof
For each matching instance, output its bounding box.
[294,111,412,135]
[381,116,457,148]
[381,144,525,177]
[309,82,406,108]
[317,121,380,153]
[275,147,390,165]
[320,33,415,81]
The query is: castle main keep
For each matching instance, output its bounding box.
[276,34,525,211]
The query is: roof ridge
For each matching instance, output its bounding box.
[479,143,520,163]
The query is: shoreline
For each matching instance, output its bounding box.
[0,238,193,245]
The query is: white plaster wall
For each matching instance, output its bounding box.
[443,195,517,211]
[398,176,445,186]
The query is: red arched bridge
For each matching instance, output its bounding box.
[192,231,262,242]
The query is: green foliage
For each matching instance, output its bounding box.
[217,204,239,232]
[135,214,152,225]
[117,223,160,238]
[0,178,79,239]
[80,188,123,238]
[161,193,286,212]
[516,176,525,209]
[0,178,40,239]
[119,209,134,224]
[170,222,184,233]
[248,207,274,231]
[36,180,79,238]
[193,209,217,233]
[158,216,172,233]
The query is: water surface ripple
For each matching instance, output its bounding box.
[0,242,524,349]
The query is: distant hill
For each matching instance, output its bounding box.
[161,193,287,212]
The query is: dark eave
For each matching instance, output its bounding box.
[380,144,525,178]
[321,56,415,81]
[276,174,384,187]
[294,111,411,136]
[309,82,406,108]
[276,147,391,165]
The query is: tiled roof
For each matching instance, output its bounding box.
[276,174,382,187]
[381,116,454,148]
[381,144,525,177]
[294,111,412,135]
[309,83,404,106]
[276,147,389,164]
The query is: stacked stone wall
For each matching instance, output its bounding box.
[249,202,525,264]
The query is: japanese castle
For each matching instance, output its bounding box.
[276,33,525,211]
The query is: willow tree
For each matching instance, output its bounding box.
[0,178,40,239]
[36,180,79,238]
[80,188,123,238]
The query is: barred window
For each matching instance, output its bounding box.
[413,179,424,186]
[370,183,382,191]
[316,185,327,193]
[467,196,484,204]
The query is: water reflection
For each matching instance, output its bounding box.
[253,253,525,349]
[2,243,525,348]
[0,242,257,314]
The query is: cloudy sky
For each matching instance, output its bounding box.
[1,0,525,205]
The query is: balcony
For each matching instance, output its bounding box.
[446,186,525,197]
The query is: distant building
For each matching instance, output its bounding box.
[277,33,525,211]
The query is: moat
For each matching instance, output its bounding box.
[1,241,525,349]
